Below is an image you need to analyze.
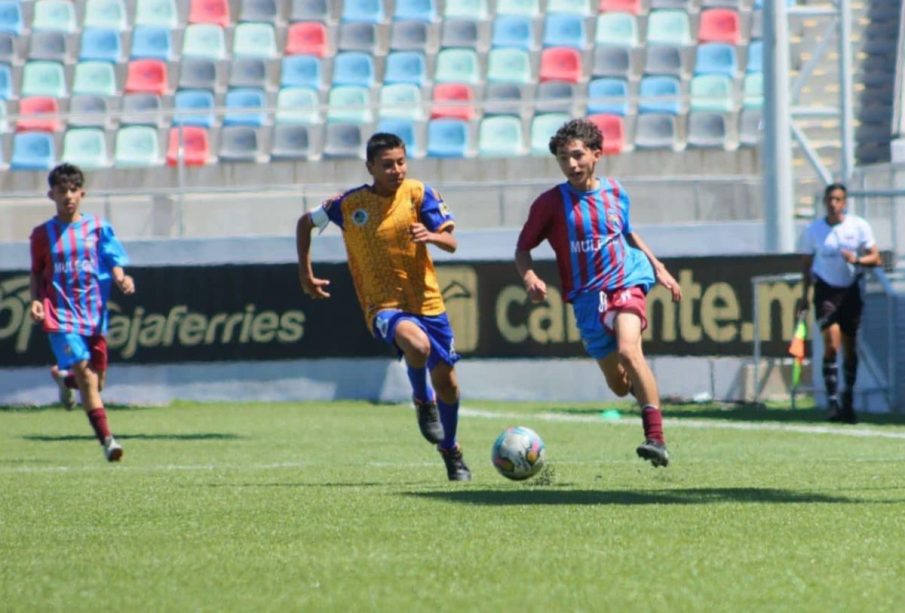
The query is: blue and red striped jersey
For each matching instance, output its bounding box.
[517,178,654,302]
[30,215,129,335]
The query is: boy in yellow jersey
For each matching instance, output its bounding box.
[296,133,470,481]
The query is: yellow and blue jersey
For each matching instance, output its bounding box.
[322,179,455,331]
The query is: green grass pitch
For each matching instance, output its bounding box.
[2,400,905,611]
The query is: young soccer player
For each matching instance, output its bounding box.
[295,132,471,481]
[29,163,134,462]
[515,118,682,467]
[797,183,880,424]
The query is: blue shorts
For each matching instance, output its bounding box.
[572,287,649,360]
[372,310,460,370]
[48,332,93,370]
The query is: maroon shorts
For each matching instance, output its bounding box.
[599,286,649,334]
[88,334,108,373]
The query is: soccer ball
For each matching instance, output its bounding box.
[491,426,546,481]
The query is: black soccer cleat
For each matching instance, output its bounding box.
[636,439,670,467]
[438,444,472,481]
[414,398,445,444]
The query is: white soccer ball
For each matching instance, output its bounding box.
[491,426,546,481]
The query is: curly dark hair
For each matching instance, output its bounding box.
[47,163,85,189]
[548,118,603,155]
[366,132,407,163]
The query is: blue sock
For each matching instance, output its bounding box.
[437,398,459,449]
[406,365,432,403]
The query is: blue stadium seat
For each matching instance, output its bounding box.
[383,51,427,86]
[743,72,762,109]
[0,32,17,63]
[79,28,122,63]
[747,39,763,73]
[182,24,227,61]
[376,118,422,157]
[646,9,692,46]
[686,111,729,149]
[634,112,679,149]
[338,22,380,53]
[32,0,78,34]
[378,82,424,120]
[229,58,268,89]
[332,51,376,87]
[530,112,570,155]
[281,55,323,90]
[694,43,738,77]
[72,60,118,96]
[270,124,314,160]
[224,88,267,127]
[21,61,67,98]
[241,0,279,24]
[690,73,734,112]
[444,0,489,19]
[478,114,525,157]
[173,89,216,128]
[393,0,436,22]
[135,0,179,28]
[233,22,278,59]
[326,85,373,123]
[323,123,366,158]
[440,19,479,49]
[29,31,67,62]
[12,131,56,170]
[491,15,535,51]
[434,48,480,85]
[0,63,10,99]
[0,1,23,35]
[84,0,128,31]
[426,118,470,157]
[276,86,320,124]
[341,0,385,23]
[487,47,532,84]
[594,12,639,48]
[639,75,681,115]
[587,77,629,116]
[290,0,329,22]
[131,25,173,61]
[542,13,587,49]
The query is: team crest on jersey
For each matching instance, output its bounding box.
[607,213,620,227]
[352,209,369,226]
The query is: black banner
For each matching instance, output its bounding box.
[0,255,805,366]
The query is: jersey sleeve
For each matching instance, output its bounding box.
[516,194,553,251]
[419,183,455,233]
[99,221,129,269]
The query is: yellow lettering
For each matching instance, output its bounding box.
[679,269,703,342]
[700,282,739,342]
[251,311,280,343]
[495,286,529,343]
[178,313,207,345]
[528,286,564,344]
[204,313,228,344]
[278,311,306,343]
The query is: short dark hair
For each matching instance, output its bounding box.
[47,163,85,189]
[366,132,406,163]
[824,183,847,199]
[548,118,603,155]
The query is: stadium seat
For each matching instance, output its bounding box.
[384,51,427,86]
[166,126,211,166]
[332,51,376,87]
[546,0,592,16]
[32,0,78,33]
[530,112,570,155]
[135,0,179,28]
[738,107,761,147]
[491,15,535,51]
[189,0,231,27]
[643,44,685,77]
[431,83,475,120]
[125,59,169,95]
[586,77,629,116]
[270,124,313,160]
[391,20,431,51]
[0,32,17,64]
[0,1,23,35]
[29,31,68,62]
[536,81,577,114]
[62,127,110,169]
[444,0,489,20]
[285,22,329,57]
[440,19,480,50]
[233,23,278,59]
[743,72,762,109]
[376,117,421,157]
[591,45,631,78]
[341,0,385,24]
[539,47,582,83]
[747,39,763,74]
[633,112,678,149]
[326,85,373,123]
[694,43,737,77]
[484,82,523,115]
[0,100,7,133]
[224,88,267,126]
[241,0,278,24]
[281,55,323,89]
[275,86,320,124]
[338,22,380,53]
[394,0,436,22]
[478,114,524,157]
[0,63,11,100]
[639,75,681,115]
[542,14,587,50]
[290,0,329,22]
[379,82,424,120]
[495,0,538,17]
[21,61,67,98]
[426,118,470,157]
[698,8,741,44]
[183,24,228,60]
[594,12,639,48]
[750,10,762,39]
[79,28,122,63]
[120,93,163,126]
[114,125,161,166]
[229,58,269,89]
[178,58,217,91]
[11,131,56,169]
[690,73,734,112]
[69,95,109,128]
[587,113,625,155]
[72,61,118,96]
[487,47,533,85]
[434,48,480,85]
[219,125,265,162]
[83,0,128,31]
[173,89,216,128]
[131,26,172,61]
[598,0,642,14]
[646,10,692,46]
[322,122,366,158]
[686,111,730,149]
[17,96,62,132]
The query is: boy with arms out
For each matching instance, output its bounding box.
[296,132,471,481]
[515,119,682,467]
[29,163,134,462]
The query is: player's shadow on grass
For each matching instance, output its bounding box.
[23,433,243,442]
[411,487,872,506]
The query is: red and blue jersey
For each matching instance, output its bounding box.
[517,178,654,302]
[30,215,128,335]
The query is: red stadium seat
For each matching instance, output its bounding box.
[285,22,329,58]
[539,47,582,83]
[598,0,642,14]
[189,0,231,27]
[17,97,62,132]
[125,59,169,95]
[166,126,210,166]
[431,83,476,121]
[698,9,741,44]
[587,113,625,155]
